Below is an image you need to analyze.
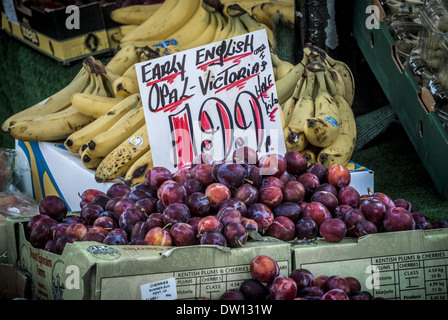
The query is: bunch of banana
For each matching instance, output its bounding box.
[116,0,230,49]
[1,57,118,142]
[271,52,294,81]
[220,0,294,27]
[112,2,279,100]
[64,93,141,153]
[118,0,203,46]
[280,43,356,168]
[95,123,151,183]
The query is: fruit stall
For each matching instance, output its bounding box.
[0,0,447,304]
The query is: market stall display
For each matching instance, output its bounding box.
[0,0,447,301]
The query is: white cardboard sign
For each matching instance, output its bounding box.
[136,30,286,172]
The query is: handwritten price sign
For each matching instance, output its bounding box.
[136,30,286,172]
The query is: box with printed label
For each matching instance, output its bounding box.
[1,2,111,64]
[291,228,448,300]
[14,140,375,213]
[14,140,118,212]
[6,216,291,300]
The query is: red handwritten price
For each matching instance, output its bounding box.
[136,30,286,172]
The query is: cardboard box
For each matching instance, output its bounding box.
[15,140,118,212]
[1,5,111,64]
[0,192,39,264]
[0,263,31,300]
[292,228,448,300]
[6,216,291,300]
[101,2,122,50]
[353,0,448,199]
[14,140,375,212]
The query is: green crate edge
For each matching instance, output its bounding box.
[353,0,448,200]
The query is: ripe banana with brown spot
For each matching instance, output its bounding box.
[64,93,140,153]
[87,101,145,158]
[306,48,346,101]
[114,63,139,98]
[304,66,340,148]
[124,149,154,187]
[95,124,150,183]
[6,105,95,142]
[106,43,141,76]
[282,74,305,129]
[283,69,315,152]
[72,94,124,118]
[304,43,355,106]
[318,94,357,168]
[1,67,89,133]
[80,147,104,170]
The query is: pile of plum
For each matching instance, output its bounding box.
[218,255,383,300]
[25,147,447,255]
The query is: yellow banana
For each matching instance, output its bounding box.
[250,3,273,29]
[190,12,219,48]
[124,149,154,187]
[271,52,294,81]
[283,74,305,128]
[113,63,139,98]
[72,93,124,118]
[317,94,356,168]
[239,9,274,48]
[95,124,151,183]
[110,3,163,25]
[304,67,340,147]
[211,9,228,42]
[213,10,235,41]
[300,145,322,166]
[307,50,346,101]
[64,93,141,153]
[120,0,201,44]
[228,11,248,38]
[259,1,294,25]
[159,1,211,49]
[119,24,139,37]
[87,101,146,158]
[6,105,95,142]
[284,69,315,152]
[304,43,355,106]
[124,1,213,50]
[275,54,309,106]
[106,43,141,77]
[1,67,89,133]
[331,61,355,107]
[80,147,104,170]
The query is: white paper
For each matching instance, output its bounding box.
[136,29,286,172]
[140,277,177,300]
